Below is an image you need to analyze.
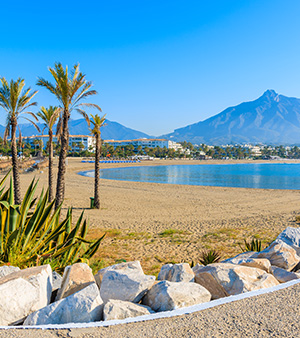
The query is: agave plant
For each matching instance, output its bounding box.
[0,173,104,271]
[239,238,262,252]
[199,249,222,266]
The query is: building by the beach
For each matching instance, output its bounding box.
[22,136,184,153]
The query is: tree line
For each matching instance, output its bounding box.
[0,63,105,209]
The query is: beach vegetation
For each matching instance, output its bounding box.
[0,175,104,272]
[0,78,39,204]
[37,106,60,202]
[239,238,263,252]
[89,114,106,209]
[37,63,102,209]
[159,229,185,237]
[199,249,222,266]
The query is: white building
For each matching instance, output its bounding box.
[104,138,184,152]
[23,135,96,152]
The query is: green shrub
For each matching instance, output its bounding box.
[239,238,262,252]
[0,173,104,272]
[199,249,222,266]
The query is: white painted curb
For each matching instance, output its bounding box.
[1,278,299,330]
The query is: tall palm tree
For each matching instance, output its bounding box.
[90,114,106,209]
[37,106,60,202]
[0,78,38,204]
[37,63,101,209]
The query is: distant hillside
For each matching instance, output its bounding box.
[2,119,151,140]
[161,90,300,145]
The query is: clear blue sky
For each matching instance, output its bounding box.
[0,0,300,136]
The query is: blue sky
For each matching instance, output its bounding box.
[0,0,300,136]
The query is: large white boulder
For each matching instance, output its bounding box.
[0,265,20,278]
[194,263,279,298]
[24,283,103,325]
[158,263,194,282]
[271,266,300,283]
[142,280,211,312]
[252,240,300,270]
[56,263,95,301]
[276,227,300,256]
[98,261,155,303]
[223,254,271,273]
[103,299,154,321]
[0,265,52,325]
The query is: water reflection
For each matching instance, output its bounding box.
[79,163,300,190]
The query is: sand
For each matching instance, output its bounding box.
[0,157,300,336]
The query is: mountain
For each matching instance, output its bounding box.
[2,119,151,140]
[161,90,300,145]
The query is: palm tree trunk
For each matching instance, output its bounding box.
[48,130,54,202]
[55,112,69,209]
[11,121,21,205]
[94,134,100,209]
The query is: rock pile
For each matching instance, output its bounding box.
[1,227,300,326]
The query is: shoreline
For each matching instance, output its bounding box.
[1,157,300,337]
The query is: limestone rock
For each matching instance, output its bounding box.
[24,283,103,325]
[56,263,95,301]
[103,299,154,321]
[99,261,155,303]
[52,271,62,292]
[224,254,271,273]
[192,263,204,273]
[143,280,211,312]
[252,240,300,270]
[194,271,228,299]
[276,227,300,256]
[158,263,194,282]
[222,251,255,263]
[0,265,52,325]
[271,266,300,283]
[196,263,279,297]
[0,265,20,278]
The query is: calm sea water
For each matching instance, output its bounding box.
[79,163,300,190]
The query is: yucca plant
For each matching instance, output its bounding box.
[239,238,262,252]
[0,174,104,272]
[199,249,222,266]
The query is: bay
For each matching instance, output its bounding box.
[78,163,300,190]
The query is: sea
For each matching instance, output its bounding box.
[78,163,300,190]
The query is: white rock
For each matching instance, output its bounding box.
[56,263,95,301]
[0,265,52,325]
[196,263,279,298]
[276,227,300,256]
[103,299,154,321]
[52,271,62,292]
[222,252,255,263]
[99,261,155,303]
[252,240,300,270]
[0,265,20,278]
[142,280,211,312]
[158,263,194,282]
[271,265,300,283]
[24,283,103,325]
[224,255,271,273]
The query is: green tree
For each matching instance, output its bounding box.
[37,63,101,209]
[0,78,38,204]
[90,114,106,209]
[37,106,60,202]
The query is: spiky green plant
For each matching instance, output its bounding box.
[239,238,262,252]
[199,249,222,266]
[0,174,104,271]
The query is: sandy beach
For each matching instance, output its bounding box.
[15,157,300,275]
[0,157,300,337]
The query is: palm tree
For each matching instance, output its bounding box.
[0,78,38,204]
[37,63,101,209]
[90,114,106,209]
[37,106,60,202]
